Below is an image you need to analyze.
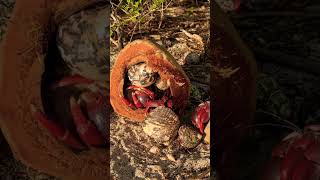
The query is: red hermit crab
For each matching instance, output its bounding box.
[262,124,320,180]
[32,75,108,150]
[121,62,173,114]
[192,101,210,134]
[30,4,109,151]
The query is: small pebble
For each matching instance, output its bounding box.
[185,52,201,64]
[149,146,161,155]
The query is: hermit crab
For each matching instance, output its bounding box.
[122,62,173,113]
[110,39,190,121]
[261,124,320,180]
[31,4,109,150]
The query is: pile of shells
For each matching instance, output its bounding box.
[142,105,208,149]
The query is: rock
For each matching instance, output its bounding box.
[57,4,109,82]
[142,106,180,145]
[178,125,202,149]
[185,52,201,64]
[149,146,161,155]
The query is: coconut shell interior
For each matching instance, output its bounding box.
[211,2,258,179]
[0,0,108,179]
[110,39,190,122]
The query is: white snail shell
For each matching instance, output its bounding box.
[128,62,156,87]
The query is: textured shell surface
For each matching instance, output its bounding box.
[57,4,109,82]
[178,125,202,149]
[143,106,180,145]
[128,62,156,87]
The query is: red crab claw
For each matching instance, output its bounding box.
[131,91,145,108]
[70,96,105,147]
[192,101,210,134]
[127,85,155,99]
[79,92,108,138]
[30,104,86,150]
[51,74,95,89]
[166,99,173,108]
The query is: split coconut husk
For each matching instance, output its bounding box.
[211,2,257,179]
[0,0,108,179]
[110,39,190,122]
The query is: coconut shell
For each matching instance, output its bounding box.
[0,0,108,179]
[211,2,257,180]
[110,39,190,122]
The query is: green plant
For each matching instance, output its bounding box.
[110,0,171,47]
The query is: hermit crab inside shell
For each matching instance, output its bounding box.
[0,0,109,178]
[36,3,110,153]
[110,39,190,121]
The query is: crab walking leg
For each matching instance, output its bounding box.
[51,74,95,89]
[69,96,104,147]
[127,85,155,99]
[30,104,86,150]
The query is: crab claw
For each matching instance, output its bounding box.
[51,74,95,89]
[30,104,86,150]
[70,96,105,147]
[79,92,108,138]
[192,101,210,134]
[127,85,155,99]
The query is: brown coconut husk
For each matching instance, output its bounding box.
[211,2,258,180]
[110,39,190,122]
[0,0,108,179]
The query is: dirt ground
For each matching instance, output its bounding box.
[110,1,211,179]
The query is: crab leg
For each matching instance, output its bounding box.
[51,74,95,89]
[30,104,86,150]
[127,85,155,99]
[70,97,105,147]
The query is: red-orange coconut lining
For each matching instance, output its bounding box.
[110,39,190,122]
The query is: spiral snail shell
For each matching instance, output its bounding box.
[142,106,180,145]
